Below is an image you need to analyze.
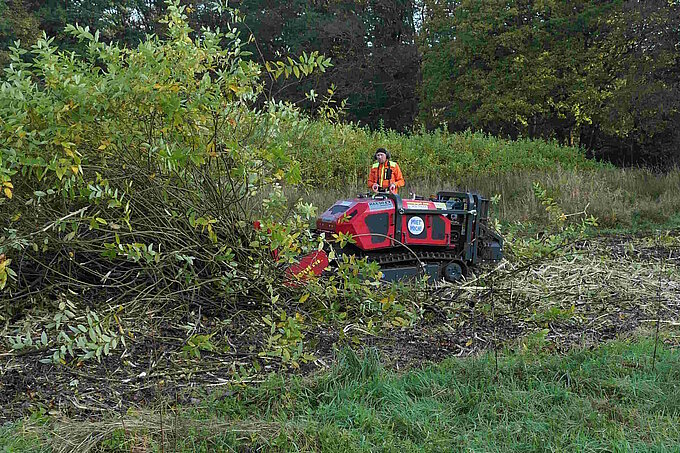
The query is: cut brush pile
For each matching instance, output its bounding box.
[2,231,679,421]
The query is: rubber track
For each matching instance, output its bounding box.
[358,250,461,267]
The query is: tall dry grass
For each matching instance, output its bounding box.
[274,119,680,229]
[289,166,680,228]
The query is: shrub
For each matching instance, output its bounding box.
[273,121,604,190]
[0,2,425,368]
[0,1,338,363]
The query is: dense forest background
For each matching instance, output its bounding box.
[1,0,678,165]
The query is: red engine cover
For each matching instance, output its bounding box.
[399,200,450,247]
[316,197,452,251]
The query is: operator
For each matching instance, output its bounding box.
[368,148,405,194]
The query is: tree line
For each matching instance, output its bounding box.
[1,0,678,165]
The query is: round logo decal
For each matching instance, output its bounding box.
[407,216,425,235]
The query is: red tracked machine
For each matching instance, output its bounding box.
[288,191,503,283]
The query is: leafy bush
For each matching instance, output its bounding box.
[500,181,598,263]
[0,1,347,362]
[0,1,430,369]
[271,120,605,190]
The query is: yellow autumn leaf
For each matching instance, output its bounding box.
[3,181,13,189]
[299,293,310,303]
[3,187,12,199]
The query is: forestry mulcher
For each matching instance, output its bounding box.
[289,190,503,283]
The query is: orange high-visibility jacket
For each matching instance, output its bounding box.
[367,160,405,193]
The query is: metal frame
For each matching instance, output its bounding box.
[368,191,484,265]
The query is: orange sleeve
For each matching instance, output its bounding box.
[393,163,405,187]
[368,166,378,188]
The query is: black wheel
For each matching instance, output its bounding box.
[441,260,468,283]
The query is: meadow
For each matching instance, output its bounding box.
[278,121,680,229]
[2,8,680,450]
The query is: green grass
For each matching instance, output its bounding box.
[6,336,680,452]
[0,420,49,453]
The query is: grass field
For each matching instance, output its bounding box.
[3,18,680,452]
[296,169,680,230]
[273,121,680,230]
[3,336,679,452]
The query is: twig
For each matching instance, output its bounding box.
[652,258,663,371]
[36,207,90,235]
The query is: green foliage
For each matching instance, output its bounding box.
[1,0,419,129]
[517,328,552,355]
[420,0,610,137]
[7,298,125,364]
[260,310,313,368]
[5,0,166,56]
[530,305,577,327]
[265,51,332,81]
[0,253,14,290]
[501,181,598,262]
[0,1,424,371]
[272,120,602,191]
[182,333,216,359]
[0,0,41,67]
[0,1,312,280]
[4,0,679,165]
[419,0,680,163]
[0,0,339,369]
[532,182,566,228]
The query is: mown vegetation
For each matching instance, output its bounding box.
[1,2,680,451]
[4,337,680,451]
